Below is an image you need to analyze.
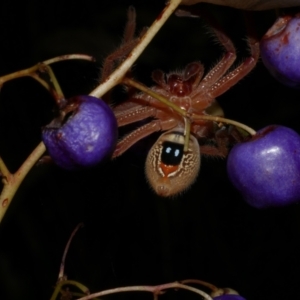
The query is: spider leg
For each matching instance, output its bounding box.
[152,69,168,90]
[199,125,248,158]
[113,118,177,158]
[177,7,259,110]
[185,62,205,88]
[199,126,232,158]
[207,34,259,99]
[199,27,236,89]
[100,40,139,83]
[113,96,179,158]
[100,6,147,83]
[114,103,157,126]
[200,134,228,158]
[176,7,237,93]
[123,6,137,44]
[187,15,238,110]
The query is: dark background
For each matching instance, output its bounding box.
[0,1,300,299]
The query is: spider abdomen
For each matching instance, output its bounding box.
[145,130,200,197]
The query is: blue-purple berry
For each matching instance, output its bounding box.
[227,125,300,208]
[42,95,117,169]
[260,14,300,88]
[213,295,246,300]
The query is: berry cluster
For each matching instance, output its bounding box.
[227,12,300,208]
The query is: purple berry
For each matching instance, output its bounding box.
[260,14,300,88]
[227,125,300,208]
[213,296,246,300]
[42,95,117,169]
[211,288,246,300]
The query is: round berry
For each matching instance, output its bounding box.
[260,14,300,88]
[211,288,246,300]
[213,295,246,300]
[42,95,117,169]
[227,125,300,208]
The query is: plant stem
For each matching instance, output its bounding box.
[50,280,90,300]
[75,282,212,300]
[180,279,218,292]
[183,117,191,152]
[58,223,84,281]
[0,142,46,223]
[43,54,94,65]
[29,73,52,91]
[0,64,41,85]
[122,78,257,136]
[0,156,10,183]
[0,54,75,224]
[123,77,187,116]
[191,114,256,136]
[0,54,94,86]
[90,0,182,99]
[41,64,66,105]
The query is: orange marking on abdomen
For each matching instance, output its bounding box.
[159,163,179,177]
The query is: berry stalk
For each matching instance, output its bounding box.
[0,56,76,223]
[123,77,257,137]
[0,142,46,222]
[74,282,212,300]
[0,54,94,86]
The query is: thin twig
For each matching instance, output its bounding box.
[191,114,256,136]
[41,64,66,105]
[0,56,73,223]
[50,280,90,300]
[0,142,46,223]
[0,156,10,183]
[183,117,191,152]
[180,279,218,292]
[43,54,94,65]
[29,74,52,91]
[0,54,94,86]
[122,78,256,136]
[58,223,84,281]
[75,282,213,300]
[123,77,187,116]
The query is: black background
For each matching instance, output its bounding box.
[0,1,300,299]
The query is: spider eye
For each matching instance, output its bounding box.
[168,75,192,96]
[145,130,201,197]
